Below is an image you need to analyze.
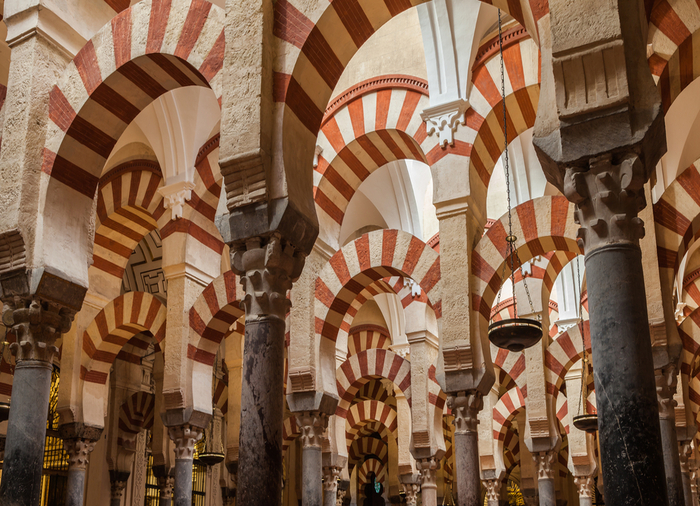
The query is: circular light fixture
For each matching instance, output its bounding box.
[0,402,10,423]
[488,318,543,352]
[198,452,225,467]
[572,414,598,434]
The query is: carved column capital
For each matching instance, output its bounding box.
[420,98,468,148]
[574,475,594,498]
[1,297,73,363]
[533,451,556,481]
[322,465,341,491]
[335,488,346,506]
[447,390,483,434]
[418,457,439,487]
[296,411,328,449]
[110,473,130,500]
[158,475,174,499]
[168,424,204,460]
[563,154,648,253]
[655,364,678,420]
[63,438,96,471]
[230,233,305,320]
[679,440,693,474]
[483,479,500,501]
[402,482,420,506]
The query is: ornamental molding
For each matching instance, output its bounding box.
[421,98,468,148]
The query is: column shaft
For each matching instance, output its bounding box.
[237,318,285,506]
[454,432,479,506]
[0,361,52,506]
[302,446,322,506]
[63,437,97,506]
[537,478,555,506]
[323,466,341,506]
[418,459,438,506]
[660,417,684,506]
[586,244,668,505]
[173,457,193,506]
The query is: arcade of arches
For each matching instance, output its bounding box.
[0,0,699,506]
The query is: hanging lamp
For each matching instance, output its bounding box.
[487,10,543,353]
[571,258,598,433]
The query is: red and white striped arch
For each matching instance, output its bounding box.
[357,458,386,486]
[188,270,245,366]
[316,229,441,345]
[647,0,700,111]
[118,391,155,439]
[472,196,580,330]
[274,0,543,210]
[344,399,398,450]
[544,323,591,398]
[337,279,398,344]
[349,436,389,468]
[347,325,391,357]
[466,36,540,206]
[44,0,223,201]
[82,291,167,384]
[336,349,411,416]
[355,380,393,405]
[493,349,527,394]
[654,162,700,287]
[213,365,229,416]
[314,78,434,238]
[492,386,525,440]
[92,161,167,286]
[679,308,700,420]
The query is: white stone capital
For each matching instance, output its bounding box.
[421,99,468,147]
[158,180,196,220]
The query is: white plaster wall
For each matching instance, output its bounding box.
[330,8,427,100]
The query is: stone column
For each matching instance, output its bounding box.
[0,299,72,506]
[323,466,342,506]
[63,437,97,506]
[574,475,594,506]
[657,365,685,506]
[447,391,482,506]
[691,468,698,506]
[418,458,439,506]
[402,482,420,506]
[533,451,556,506]
[483,479,500,506]
[533,1,669,505]
[109,471,129,506]
[228,234,304,506]
[297,411,328,506]
[680,441,694,506]
[169,424,204,506]
[152,465,174,506]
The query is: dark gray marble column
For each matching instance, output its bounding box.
[533,452,556,506]
[0,299,72,506]
[228,235,304,506]
[532,0,669,504]
[657,366,685,506]
[109,471,129,506]
[447,392,482,506]
[322,466,341,506]
[152,465,174,506]
[63,437,98,506]
[168,424,203,506]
